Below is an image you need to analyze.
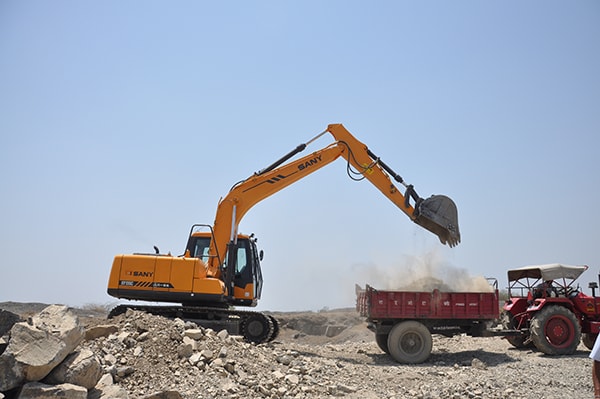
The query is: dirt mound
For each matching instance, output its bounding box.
[267,308,369,344]
[0,302,593,398]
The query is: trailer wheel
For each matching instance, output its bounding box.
[530,306,581,355]
[387,321,432,364]
[583,333,597,350]
[375,333,390,354]
[500,310,530,348]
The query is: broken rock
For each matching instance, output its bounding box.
[0,305,84,391]
[0,309,21,337]
[44,349,102,389]
[18,382,87,399]
[88,373,129,399]
[84,325,118,341]
[140,391,183,399]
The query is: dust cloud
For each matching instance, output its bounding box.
[350,250,494,293]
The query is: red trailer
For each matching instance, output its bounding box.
[356,281,500,363]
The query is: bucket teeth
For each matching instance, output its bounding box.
[414,195,461,247]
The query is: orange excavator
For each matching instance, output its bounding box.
[107,124,460,343]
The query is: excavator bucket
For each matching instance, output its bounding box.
[414,195,461,247]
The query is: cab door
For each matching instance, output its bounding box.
[232,239,263,305]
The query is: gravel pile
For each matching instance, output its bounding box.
[78,308,592,399]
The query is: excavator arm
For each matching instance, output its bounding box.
[327,124,460,248]
[206,124,460,283]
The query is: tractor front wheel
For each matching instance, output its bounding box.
[500,310,530,348]
[530,306,581,355]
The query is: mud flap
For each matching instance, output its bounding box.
[414,195,461,247]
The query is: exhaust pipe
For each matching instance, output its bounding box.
[414,195,461,247]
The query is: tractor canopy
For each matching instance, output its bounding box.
[507,264,588,283]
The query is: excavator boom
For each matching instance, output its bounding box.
[207,123,460,279]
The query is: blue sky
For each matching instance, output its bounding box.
[1,2,598,311]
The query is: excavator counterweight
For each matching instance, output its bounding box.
[414,195,461,247]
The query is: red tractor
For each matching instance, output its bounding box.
[502,263,600,354]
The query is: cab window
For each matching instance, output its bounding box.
[191,237,211,263]
[236,247,247,274]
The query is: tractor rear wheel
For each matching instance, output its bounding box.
[583,333,597,350]
[530,306,581,355]
[375,333,390,354]
[387,321,432,364]
[500,310,530,348]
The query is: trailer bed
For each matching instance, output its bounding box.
[357,285,499,320]
[356,283,501,364]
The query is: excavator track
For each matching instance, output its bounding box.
[108,305,279,344]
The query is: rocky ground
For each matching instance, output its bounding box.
[0,302,594,399]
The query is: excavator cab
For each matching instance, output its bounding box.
[185,225,264,307]
[413,195,460,247]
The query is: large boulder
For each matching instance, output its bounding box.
[17,382,87,399]
[0,336,7,356]
[88,374,129,399]
[0,354,22,392]
[0,305,84,391]
[0,309,21,337]
[44,349,102,389]
[0,310,21,356]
